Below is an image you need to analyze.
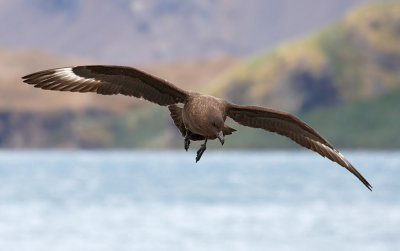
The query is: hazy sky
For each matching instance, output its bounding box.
[0,0,378,63]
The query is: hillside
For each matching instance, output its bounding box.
[212,2,400,114]
[1,1,400,149]
[0,47,239,148]
[301,88,400,149]
[209,1,400,149]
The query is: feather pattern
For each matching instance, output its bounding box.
[22,65,189,106]
[227,103,372,190]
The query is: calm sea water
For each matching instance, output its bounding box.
[0,150,398,251]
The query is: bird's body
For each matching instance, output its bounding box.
[22,65,372,190]
[182,93,227,138]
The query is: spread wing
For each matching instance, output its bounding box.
[226,103,372,190]
[22,65,189,106]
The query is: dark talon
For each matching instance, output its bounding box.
[184,131,191,151]
[195,148,203,162]
[195,139,207,162]
[184,138,190,151]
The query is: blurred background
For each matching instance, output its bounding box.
[2,0,399,149]
[1,0,400,251]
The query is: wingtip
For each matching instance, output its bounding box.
[21,75,36,85]
[356,173,373,191]
[357,171,372,191]
[359,176,373,191]
[22,71,42,80]
[22,73,34,81]
[21,75,31,84]
[21,68,61,81]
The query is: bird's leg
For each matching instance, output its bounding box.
[184,130,191,151]
[196,139,208,163]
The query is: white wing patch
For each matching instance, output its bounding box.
[55,67,98,84]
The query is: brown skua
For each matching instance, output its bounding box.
[22,65,372,190]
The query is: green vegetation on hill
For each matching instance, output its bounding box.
[206,1,400,149]
[213,1,400,113]
[301,87,400,149]
[2,1,400,149]
[220,86,400,149]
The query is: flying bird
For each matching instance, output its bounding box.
[22,65,372,190]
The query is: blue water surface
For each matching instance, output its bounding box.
[0,150,398,251]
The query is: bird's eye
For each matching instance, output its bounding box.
[211,122,216,127]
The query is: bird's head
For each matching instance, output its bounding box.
[209,114,225,145]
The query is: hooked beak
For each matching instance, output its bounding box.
[217,131,224,145]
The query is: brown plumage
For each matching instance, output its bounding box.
[22,65,372,190]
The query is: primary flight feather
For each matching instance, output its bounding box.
[22,65,372,190]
